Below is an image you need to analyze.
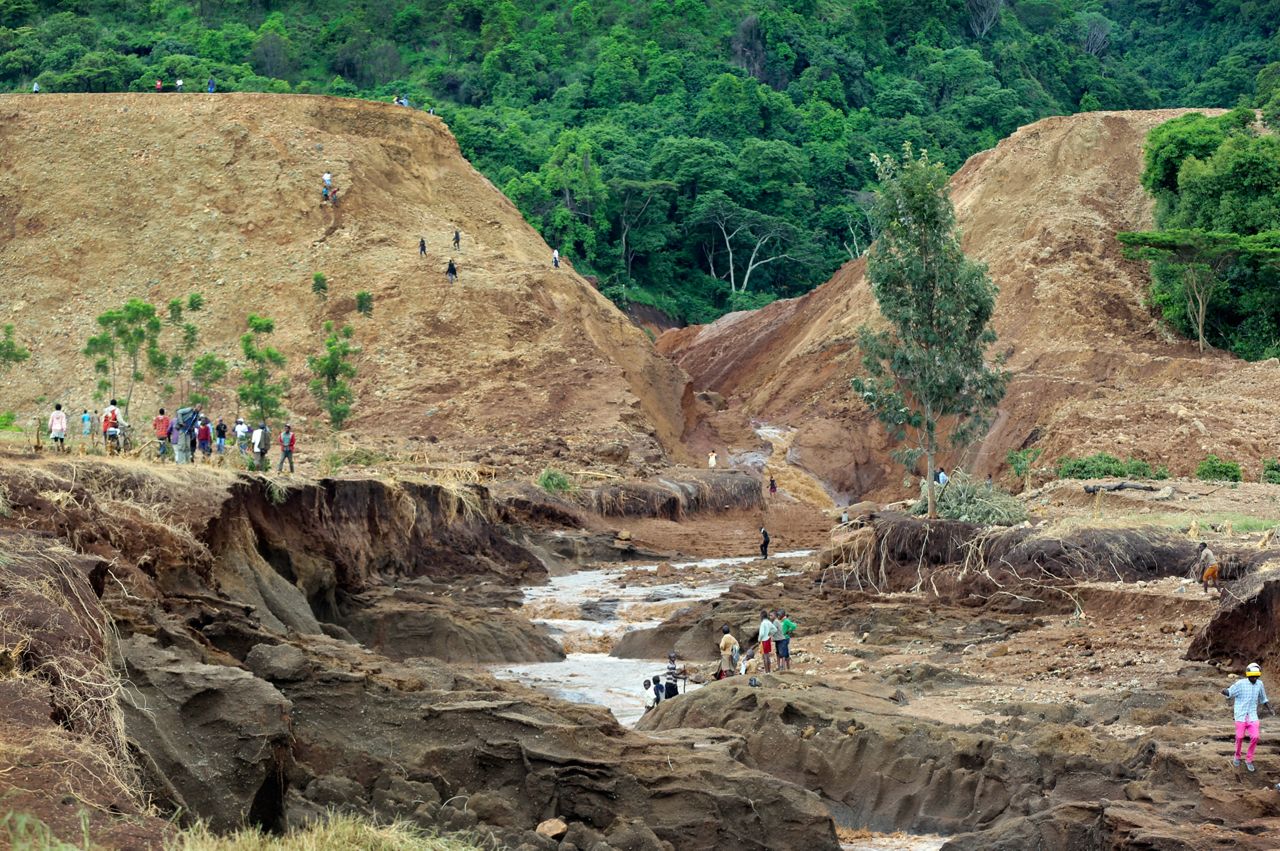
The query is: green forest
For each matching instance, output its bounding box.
[1122,105,1280,360]
[4,0,1280,322]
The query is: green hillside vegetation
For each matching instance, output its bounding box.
[1121,102,1280,359]
[4,0,1280,321]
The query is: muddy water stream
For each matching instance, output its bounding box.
[492,553,946,851]
[492,552,811,725]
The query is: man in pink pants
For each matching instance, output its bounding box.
[1223,663,1273,772]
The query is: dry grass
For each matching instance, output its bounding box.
[0,537,149,819]
[167,816,486,851]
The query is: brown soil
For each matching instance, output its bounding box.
[0,93,693,474]
[660,110,1280,503]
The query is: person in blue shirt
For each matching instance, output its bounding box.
[1223,663,1273,771]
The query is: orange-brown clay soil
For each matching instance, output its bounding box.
[662,110,1280,504]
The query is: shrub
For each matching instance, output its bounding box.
[1264,458,1280,485]
[909,472,1028,526]
[0,412,18,431]
[1056,453,1162,479]
[355,291,374,316]
[1195,454,1242,482]
[1006,447,1042,490]
[537,467,572,493]
[312,272,328,300]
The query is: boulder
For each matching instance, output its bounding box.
[120,636,293,832]
[245,643,310,682]
[537,818,569,839]
[597,443,630,464]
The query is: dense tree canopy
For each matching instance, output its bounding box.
[6,0,1280,321]
[1127,106,1280,360]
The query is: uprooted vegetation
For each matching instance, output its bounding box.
[577,469,764,519]
[909,472,1027,525]
[817,513,1256,612]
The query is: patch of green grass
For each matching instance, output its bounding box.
[1,811,89,851]
[167,815,485,851]
[537,467,572,494]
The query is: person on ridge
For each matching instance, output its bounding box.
[717,624,739,680]
[234,417,250,458]
[419,237,427,257]
[278,423,296,473]
[207,77,216,93]
[769,476,777,496]
[552,248,560,268]
[155,78,163,92]
[1223,664,1273,771]
[757,609,777,673]
[251,422,271,471]
[175,78,184,92]
[446,258,458,284]
[80,409,92,441]
[197,418,213,461]
[453,229,461,250]
[152,407,171,460]
[215,417,228,456]
[707,450,717,469]
[642,679,656,714]
[48,404,68,453]
[32,81,39,93]
[759,526,770,559]
[1198,542,1221,594]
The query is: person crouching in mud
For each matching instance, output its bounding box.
[1224,663,1273,772]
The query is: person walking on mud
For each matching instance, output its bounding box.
[1224,664,1273,771]
[446,258,458,284]
[759,526,770,559]
[1198,543,1221,594]
[718,625,739,679]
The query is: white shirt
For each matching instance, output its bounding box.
[176,79,183,87]
[552,249,559,261]
[251,428,264,451]
[708,452,717,468]
[323,172,332,186]
[758,618,776,642]
[234,422,249,439]
[938,471,950,485]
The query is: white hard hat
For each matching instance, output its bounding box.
[1247,663,1262,676]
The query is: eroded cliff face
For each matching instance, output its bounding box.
[0,459,839,849]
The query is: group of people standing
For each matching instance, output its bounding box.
[716,609,796,679]
[43,399,296,473]
[149,405,297,472]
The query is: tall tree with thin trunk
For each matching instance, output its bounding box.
[852,145,1008,518]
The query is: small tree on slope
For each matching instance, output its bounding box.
[237,315,288,425]
[307,322,359,430]
[852,145,1008,518]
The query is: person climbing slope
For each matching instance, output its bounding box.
[552,248,560,268]
[453,229,461,250]
[419,237,427,257]
[1223,664,1273,772]
[446,258,458,284]
[759,526,770,559]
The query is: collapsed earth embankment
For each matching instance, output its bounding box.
[0,458,838,849]
[662,109,1280,501]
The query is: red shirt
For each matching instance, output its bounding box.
[152,415,171,437]
[197,424,211,441]
[279,431,295,450]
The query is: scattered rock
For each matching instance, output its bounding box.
[655,561,674,578]
[537,818,569,839]
[245,642,310,682]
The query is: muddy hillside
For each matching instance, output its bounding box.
[0,458,838,850]
[0,93,692,469]
[661,109,1280,501]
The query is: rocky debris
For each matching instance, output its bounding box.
[1187,564,1280,669]
[536,817,569,839]
[578,469,764,520]
[596,442,631,464]
[337,584,565,663]
[121,635,293,832]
